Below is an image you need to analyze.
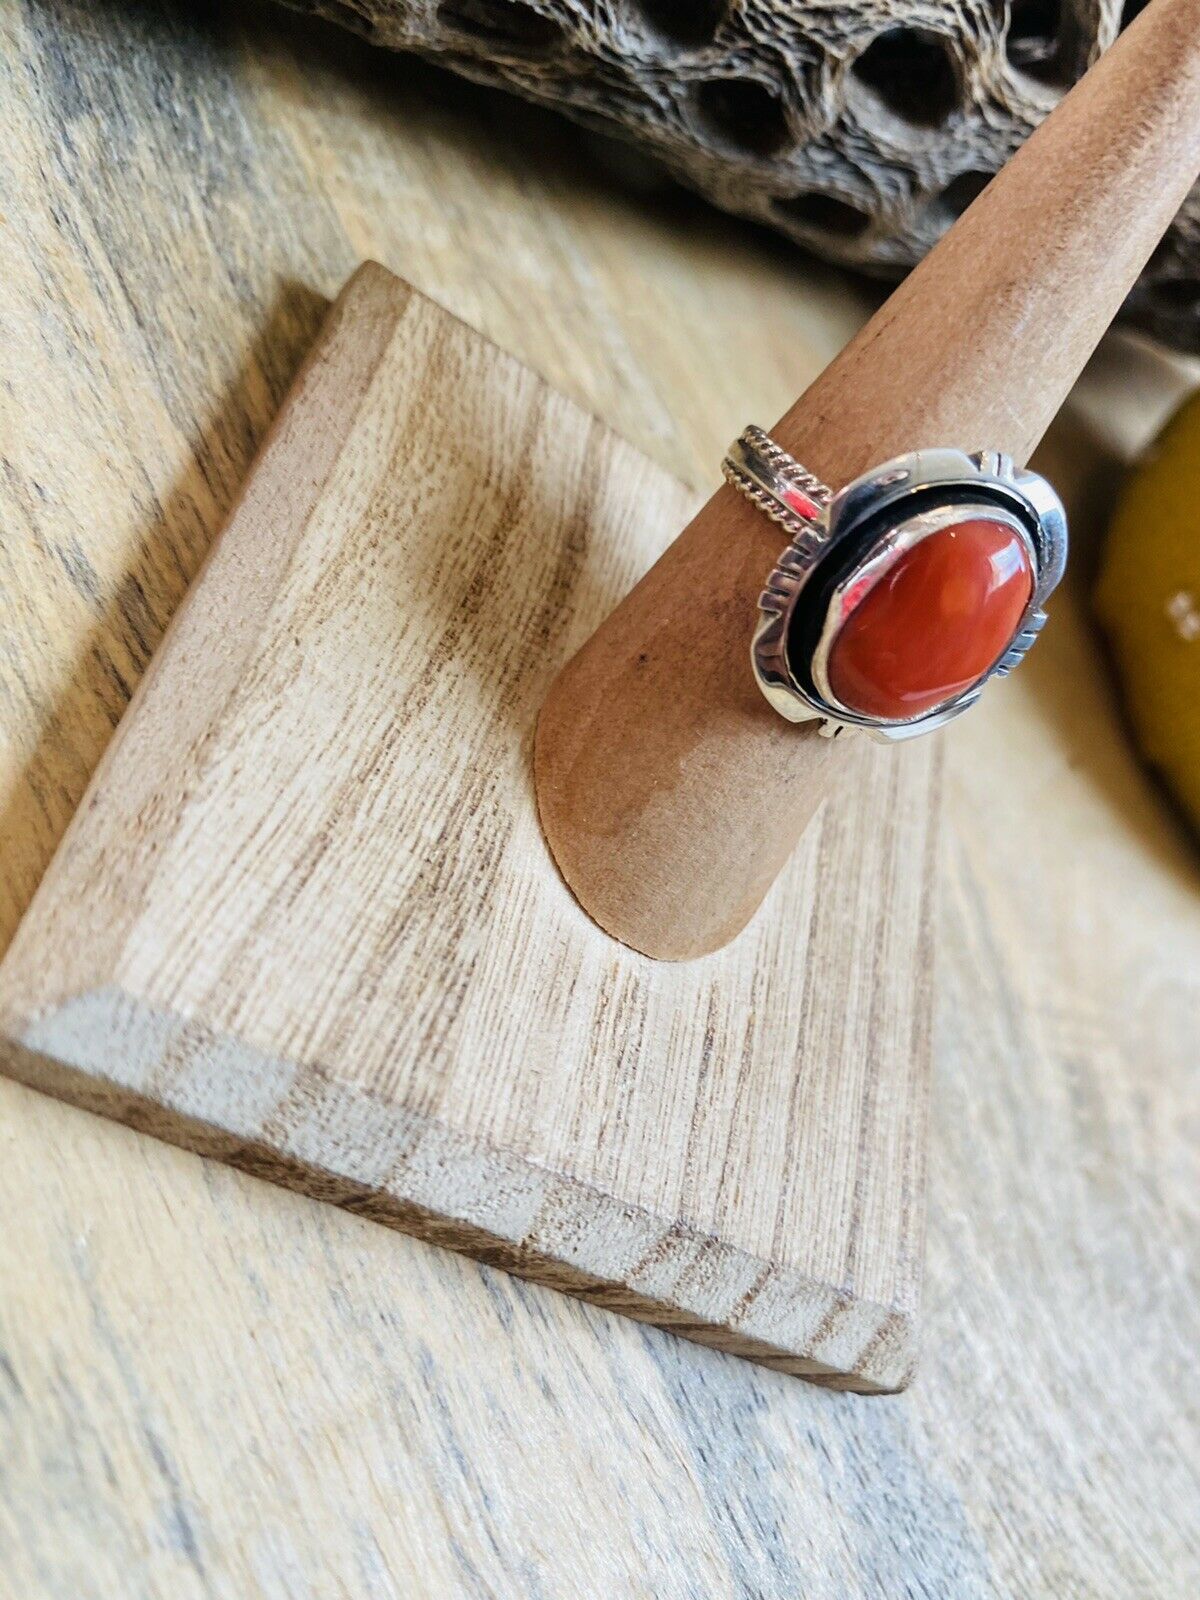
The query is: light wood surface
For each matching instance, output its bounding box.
[0,262,936,1393]
[1,1,1198,1595]
[536,0,1200,960]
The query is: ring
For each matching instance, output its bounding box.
[723,426,1068,740]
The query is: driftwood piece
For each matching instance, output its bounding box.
[286,0,1200,350]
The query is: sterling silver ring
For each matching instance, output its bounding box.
[722,426,1068,741]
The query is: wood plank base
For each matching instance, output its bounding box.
[0,263,939,1392]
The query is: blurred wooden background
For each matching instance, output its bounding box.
[1,1,1198,1594]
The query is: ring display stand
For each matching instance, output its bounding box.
[0,266,938,1393]
[3,0,1198,1396]
[535,0,1200,961]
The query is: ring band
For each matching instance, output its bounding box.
[722,428,1068,741]
[722,425,832,540]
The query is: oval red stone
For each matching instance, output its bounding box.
[826,517,1033,721]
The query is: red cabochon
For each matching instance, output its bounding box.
[826,518,1034,721]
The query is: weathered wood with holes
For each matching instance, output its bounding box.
[2,3,1198,1595]
[0,261,938,1393]
[289,0,1200,351]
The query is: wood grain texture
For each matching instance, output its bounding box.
[0,261,937,1392]
[535,0,1200,959]
[1,3,1198,1595]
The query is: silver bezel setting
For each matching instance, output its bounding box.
[746,447,1068,741]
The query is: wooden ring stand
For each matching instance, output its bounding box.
[1,0,1198,1393]
[536,0,1200,961]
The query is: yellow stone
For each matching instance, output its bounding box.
[1095,389,1200,831]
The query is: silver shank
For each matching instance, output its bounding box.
[722,425,832,544]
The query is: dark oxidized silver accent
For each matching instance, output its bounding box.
[722,433,1068,742]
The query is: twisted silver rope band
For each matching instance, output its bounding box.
[721,425,833,543]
